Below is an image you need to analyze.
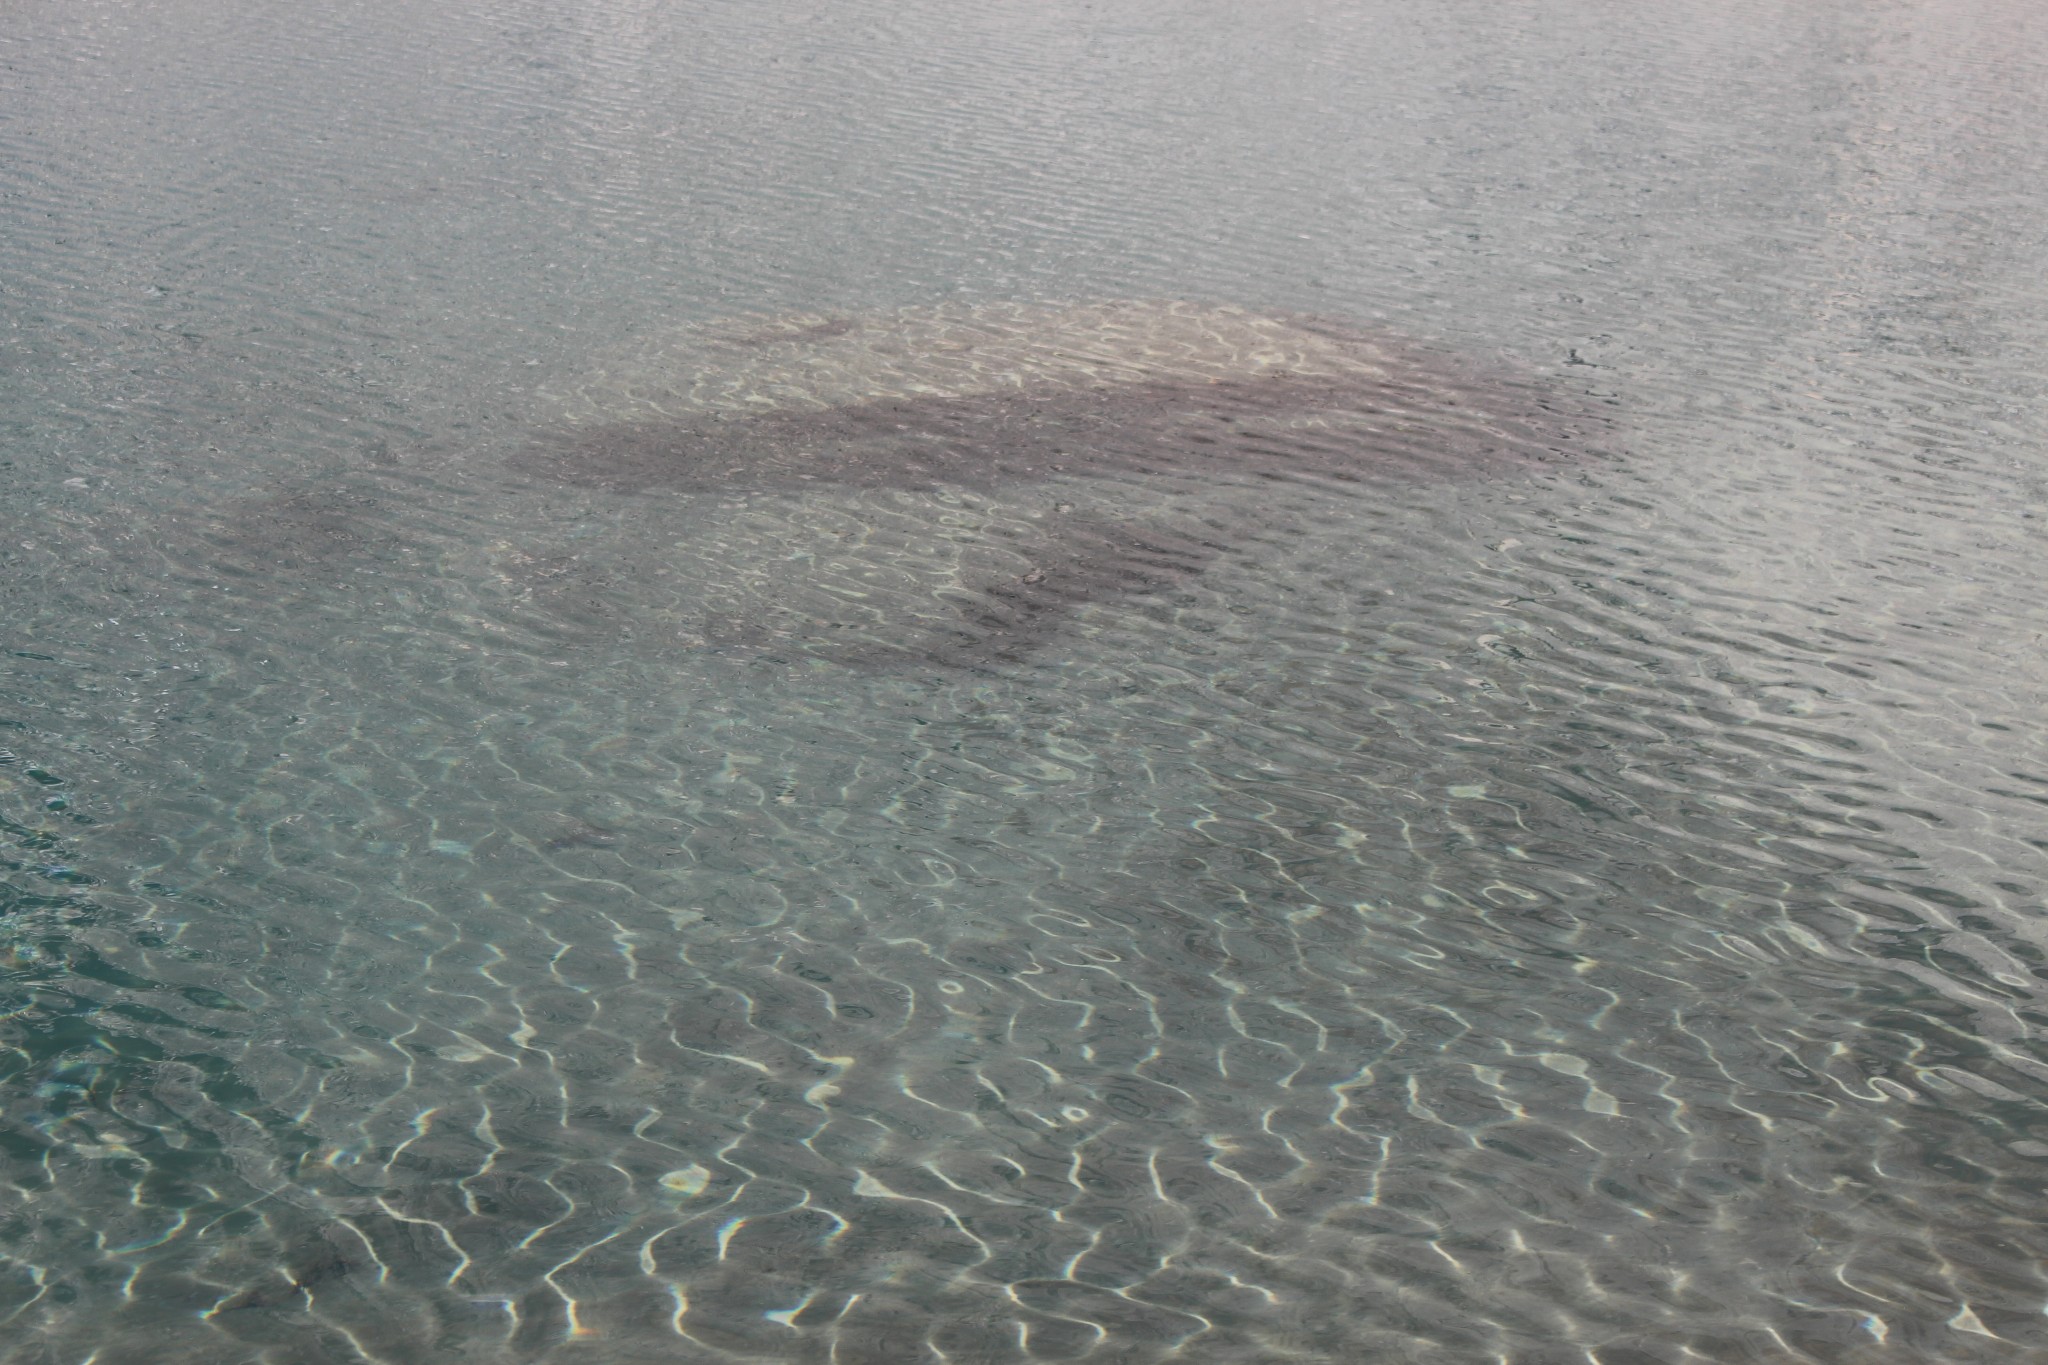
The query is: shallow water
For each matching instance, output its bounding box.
[4,1,2048,1362]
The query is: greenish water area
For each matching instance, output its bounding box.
[4,1,2048,1361]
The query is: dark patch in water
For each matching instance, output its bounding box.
[498,337,1606,668]
[693,514,1226,672]
[515,369,1577,498]
[486,546,629,645]
[138,313,1608,673]
[541,818,622,851]
[841,517,1222,670]
[170,488,395,578]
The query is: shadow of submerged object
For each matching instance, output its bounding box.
[528,371,1554,498]
[519,300,1600,497]
[904,516,1222,669]
[491,300,1613,670]
[501,302,1611,670]
[749,513,1228,672]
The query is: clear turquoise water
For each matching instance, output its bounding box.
[5,1,2048,1361]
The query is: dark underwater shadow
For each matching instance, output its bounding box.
[679,512,1229,673]
[513,362,1596,499]
[138,308,1616,676]
[496,315,1614,673]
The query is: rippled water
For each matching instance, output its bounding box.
[5,1,2048,1361]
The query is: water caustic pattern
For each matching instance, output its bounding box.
[3,301,1620,1363]
[5,294,2043,1364]
[6,0,2048,1362]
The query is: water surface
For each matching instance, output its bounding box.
[4,1,2048,1362]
